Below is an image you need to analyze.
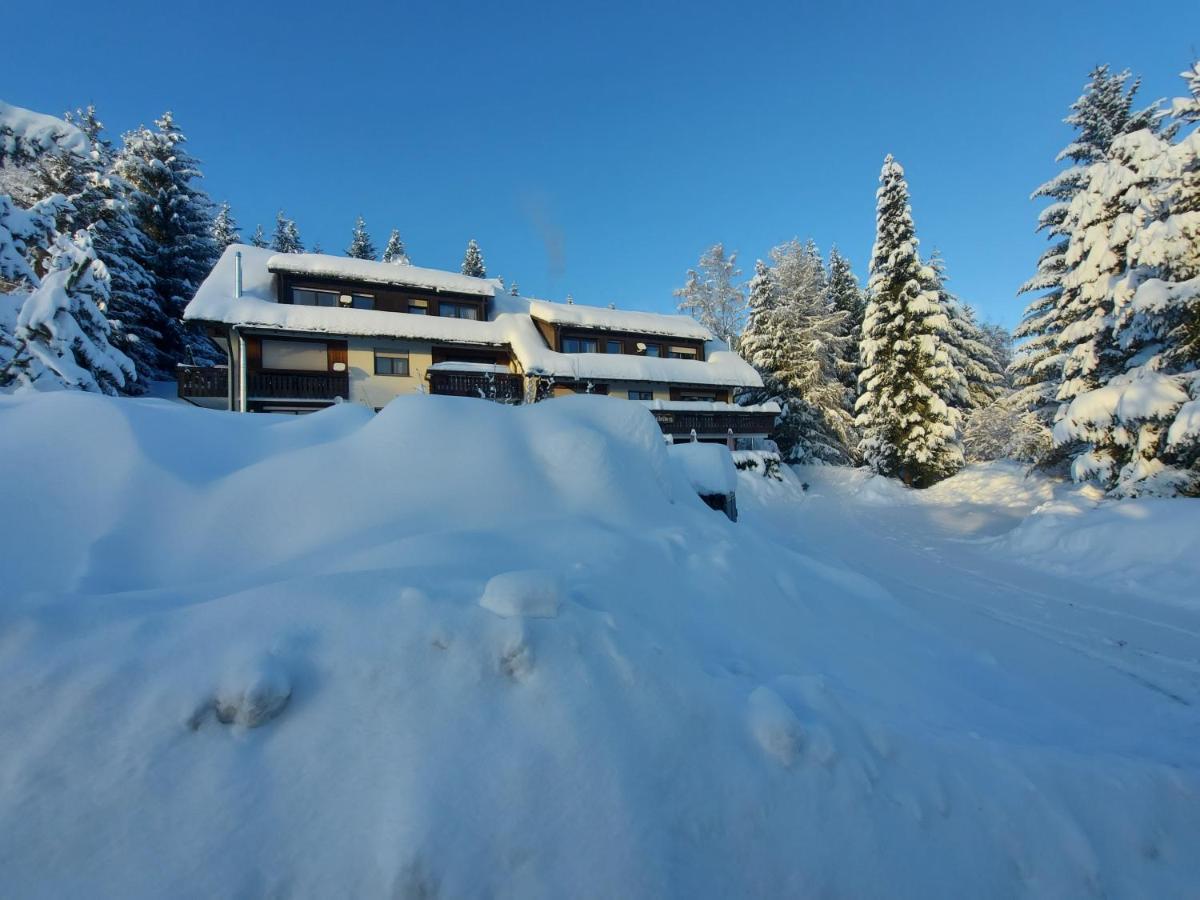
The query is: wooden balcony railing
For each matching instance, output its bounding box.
[177,366,349,402]
[428,370,524,404]
[177,365,228,398]
[651,409,777,436]
[247,371,349,400]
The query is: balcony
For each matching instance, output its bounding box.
[651,408,777,438]
[177,366,349,403]
[177,365,227,399]
[428,370,524,404]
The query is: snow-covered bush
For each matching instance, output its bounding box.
[3,230,135,394]
[962,400,1053,463]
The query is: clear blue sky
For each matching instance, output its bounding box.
[6,0,1199,327]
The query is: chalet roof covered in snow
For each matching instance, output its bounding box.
[527,298,713,340]
[266,253,496,297]
[186,246,763,388]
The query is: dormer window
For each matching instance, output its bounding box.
[440,302,478,320]
[408,299,429,315]
[293,288,338,307]
[563,337,599,353]
[668,346,697,359]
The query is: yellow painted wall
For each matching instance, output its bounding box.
[346,337,434,409]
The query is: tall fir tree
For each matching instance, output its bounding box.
[113,112,219,371]
[250,223,268,248]
[856,156,963,487]
[673,243,747,346]
[1053,65,1200,495]
[1013,66,1168,426]
[381,228,410,265]
[346,215,377,260]
[270,210,303,253]
[211,201,241,249]
[461,239,486,277]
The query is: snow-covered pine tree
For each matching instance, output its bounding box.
[825,247,866,395]
[270,211,303,253]
[461,239,486,277]
[1012,65,1168,427]
[856,156,963,487]
[673,243,747,347]
[211,201,241,249]
[736,259,779,402]
[250,224,268,248]
[381,228,410,265]
[924,253,1002,410]
[509,281,520,296]
[0,192,64,288]
[1053,65,1200,495]
[2,230,135,394]
[346,215,377,260]
[113,112,219,372]
[31,109,157,390]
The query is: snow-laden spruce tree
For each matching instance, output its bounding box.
[381,228,410,265]
[2,230,135,394]
[856,156,963,487]
[923,253,1003,410]
[826,246,865,395]
[211,201,241,249]
[20,107,158,389]
[250,224,268,248]
[673,243,747,347]
[346,215,377,260]
[739,241,854,463]
[461,239,486,277]
[1012,66,1168,426]
[1052,65,1200,495]
[270,211,303,253]
[113,112,219,370]
[509,281,520,296]
[0,192,64,288]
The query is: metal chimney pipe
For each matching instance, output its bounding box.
[234,251,243,299]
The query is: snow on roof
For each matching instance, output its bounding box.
[527,298,712,340]
[186,246,763,389]
[267,252,495,297]
[186,246,506,345]
[641,400,781,414]
[0,100,90,161]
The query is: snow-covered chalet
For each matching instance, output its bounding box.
[180,246,777,443]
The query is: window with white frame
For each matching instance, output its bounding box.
[439,302,478,320]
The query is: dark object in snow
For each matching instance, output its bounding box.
[802,483,810,492]
[700,492,738,521]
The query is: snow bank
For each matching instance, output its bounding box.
[528,298,712,339]
[995,492,1200,605]
[667,441,737,495]
[480,570,564,618]
[1,396,1198,898]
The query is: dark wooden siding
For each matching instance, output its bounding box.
[553,325,706,360]
[276,272,489,320]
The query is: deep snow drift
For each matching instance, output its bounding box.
[1,393,1198,898]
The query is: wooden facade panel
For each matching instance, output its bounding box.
[277,272,489,320]
[327,340,348,370]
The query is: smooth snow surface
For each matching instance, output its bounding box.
[528,298,713,339]
[667,442,738,495]
[1,398,1198,899]
[480,570,564,619]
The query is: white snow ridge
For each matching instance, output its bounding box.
[0,392,1198,898]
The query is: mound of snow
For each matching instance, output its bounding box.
[480,570,563,619]
[667,441,737,495]
[1,394,1198,898]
